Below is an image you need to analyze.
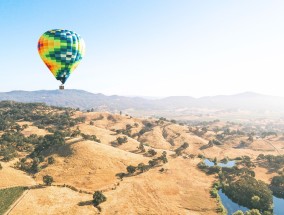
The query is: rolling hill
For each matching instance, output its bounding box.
[1,90,284,120]
[0,102,283,214]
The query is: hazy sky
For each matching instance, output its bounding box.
[1,0,284,97]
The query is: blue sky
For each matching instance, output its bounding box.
[1,0,284,97]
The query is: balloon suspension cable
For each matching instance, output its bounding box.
[59,84,64,90]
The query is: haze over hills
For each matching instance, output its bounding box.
[1,90,284,120]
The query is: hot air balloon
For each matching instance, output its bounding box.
[38,29,85,90]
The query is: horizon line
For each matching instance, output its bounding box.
[0,89,281,99]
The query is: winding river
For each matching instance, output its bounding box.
[218,190,284,215]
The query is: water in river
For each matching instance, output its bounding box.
[218,190,284,215]
[218,190,248,214]
[204,159,236,167]
[273,195,284,215]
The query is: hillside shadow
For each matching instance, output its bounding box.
[42,143,73,158]
[78,200,93,206]
[129,149,141,154]
[42,137,83,158]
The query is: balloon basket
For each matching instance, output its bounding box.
[59,85,64,90]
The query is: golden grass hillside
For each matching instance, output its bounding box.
[1,107,284,215]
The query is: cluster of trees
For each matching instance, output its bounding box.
[0,130,35,161]
[81,133,101,142]
[16,155,55,173]
[232,209,272,215]
[116,151,168,179]
[111,136,127,146]
[197,161,222,175]
[198,155,274,213]
[0,102,88,162]
[271,175,284,186]
[270,175,284,198]
[138,121,154,136]
[147,149,157,156]
[30,132,65,158]
[261,131,277,138]
[237,156,255,168]
[0,101,85,131]
[115,124,134,137]
[107,115,116,122]
[201,138,229,150]
[175,142,189,156]
[257,154,284,170]
[212,128,246,141]
[10,132,65,173]
[223,175,273,213]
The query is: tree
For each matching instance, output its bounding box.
[232,211,244,215]
[244,209,261,215]
[158,153,168,164]
[148,159,158,167]
[117,136,127,145]
[251,195,260,208]
[271,175,284,186]
[38,155,45,162]
[210,188,218,198]
[148,149,157,156]
[43,175,53,186]
[115,172,126,180]
[160,155,168,164]
[31,158,41,173]
[48,156,55,164]
[212,157,217,164]
[138,143,145,152]
[248,135,254,142]
[127,165,136,174]
[137,163,148,173]
[175,142,189,156]
[93,191,107,206]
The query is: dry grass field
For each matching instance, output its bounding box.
[0,161,36,188]
[9,186,97,215]
[1,110,283,214]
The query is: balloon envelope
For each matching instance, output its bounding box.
[38,29,85,84]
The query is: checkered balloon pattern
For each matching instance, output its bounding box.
[38,29,85,84]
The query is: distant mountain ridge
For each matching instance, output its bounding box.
[1,90,284,119]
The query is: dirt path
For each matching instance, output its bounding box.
[264,139,280,155]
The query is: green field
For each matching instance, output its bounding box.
[0,187,27,215]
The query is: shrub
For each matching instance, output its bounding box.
[48,156,55,164]
[210,188,218,198]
